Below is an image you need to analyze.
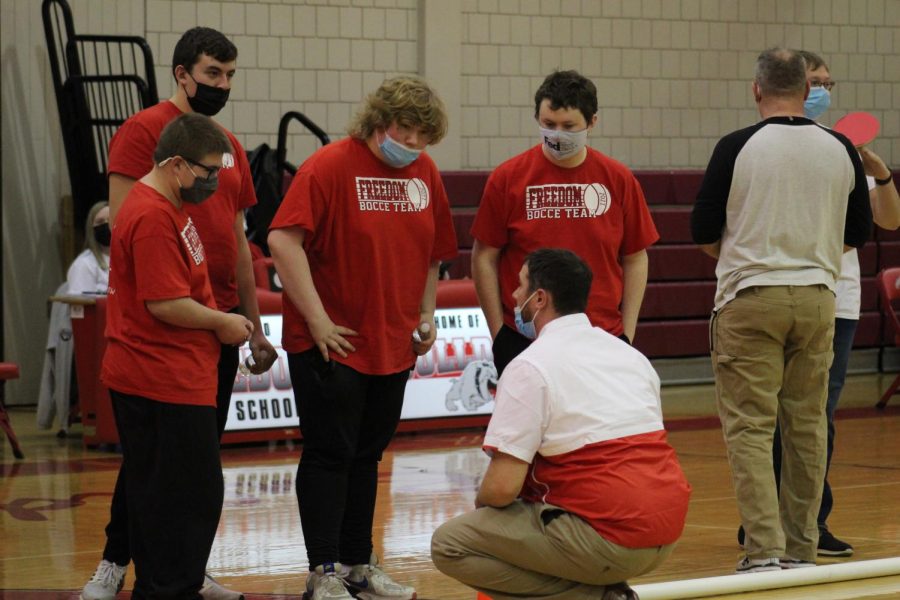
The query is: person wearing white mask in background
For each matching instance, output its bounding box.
[471,70,659,376]
[733,49,900,559]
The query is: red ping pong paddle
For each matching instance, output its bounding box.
[832,112,880,147]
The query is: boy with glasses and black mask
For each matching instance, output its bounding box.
[101,112,253,598]
[82,27,276,600]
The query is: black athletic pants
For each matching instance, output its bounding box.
[288,349,408,569]
[103,343,239,566]
[109,390,223,598]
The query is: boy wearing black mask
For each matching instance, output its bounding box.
[82,27,275,600]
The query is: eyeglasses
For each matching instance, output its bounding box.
[810,80,836,91]
[184,157,220,181]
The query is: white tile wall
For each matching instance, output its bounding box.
[461,0,900,169]
[145,0,418,168]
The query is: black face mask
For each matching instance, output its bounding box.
[93,223,111,247]
[185,73,229,116]
[178,174,219,205]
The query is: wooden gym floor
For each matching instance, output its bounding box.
[2,374,900,599]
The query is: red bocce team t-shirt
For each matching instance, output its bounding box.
[471,145,659,336]
[107,100,257,312]
[270,137,458,375]
[101,183,220,405]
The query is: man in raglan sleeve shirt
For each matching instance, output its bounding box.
[690,47,871,574]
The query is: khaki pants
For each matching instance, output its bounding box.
[431,500,674,600]
[712,285,833,562]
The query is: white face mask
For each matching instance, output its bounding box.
[539,126,588,161]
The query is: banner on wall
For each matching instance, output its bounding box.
[225,309,497,432]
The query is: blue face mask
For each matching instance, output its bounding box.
[379,132,423,168]
[804,86,831,120]
[514,290,540,340]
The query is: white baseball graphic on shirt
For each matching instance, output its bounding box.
[222,152,235,169]
[582,183,611,216]
[406,178,430,210]
[524,183,611,220]
[355,177,429,213]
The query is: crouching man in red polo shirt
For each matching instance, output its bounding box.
[101,113,253,598]
[431,248,691,600]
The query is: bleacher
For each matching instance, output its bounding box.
[440,169,900,361]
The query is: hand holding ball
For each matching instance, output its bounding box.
[412,322,431,343]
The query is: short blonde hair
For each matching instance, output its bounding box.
[347,76,448,145]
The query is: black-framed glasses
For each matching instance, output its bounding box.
[810,80,836,91]
[184,157,220,181]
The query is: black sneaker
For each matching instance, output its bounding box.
[818,531,853,557]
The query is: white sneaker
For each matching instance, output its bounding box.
[81,559,127,600]
[346,555,416,600]
[305,563,354,600]
[735,556,781,574]
[200,573,244,599]
[781,557,816,569]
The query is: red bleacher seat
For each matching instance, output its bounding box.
[650,206,693,244]
[257,289,282,315]
[436,279,479,308]
[438,170,898,362]
[446,249,473,279]
[0,362,23,459]
[647,245,717,281]
[641,281,714,320]
[452,208,477,249]
[633,171,674,205]
[669,171,705,204]
[442,171,488,208]
[876,268,900,407]
[634,320,710,358]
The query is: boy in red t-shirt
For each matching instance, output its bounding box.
[268,77,457,600]
[471,70,659,375]
[83,27,271,600]
[102,113,252,597]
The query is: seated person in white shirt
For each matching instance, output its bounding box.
[431,248,692,600]
[67,201,111,294]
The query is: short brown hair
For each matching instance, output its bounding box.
[525,248,593,316]
[347,76,448,145]
[534,70,598,125]
[153,113,232,164]
[171,27,237,80]
[798,50,828,73]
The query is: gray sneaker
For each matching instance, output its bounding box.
[200,573,244,599]
[346,555,416,600]
[305,563,353,600]
[81,559,127,600]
